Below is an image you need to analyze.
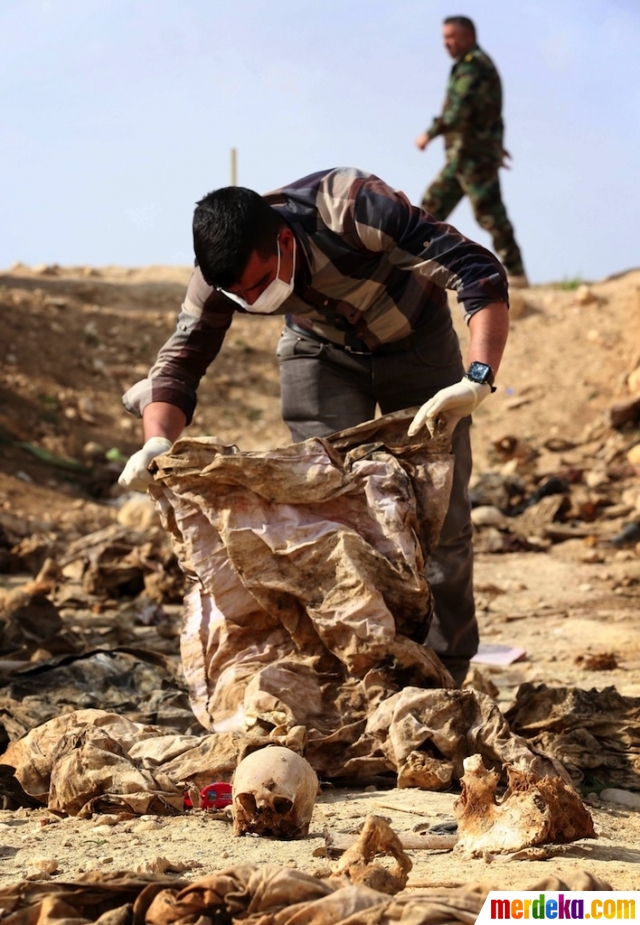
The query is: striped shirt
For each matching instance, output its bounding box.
[123,166,508,424]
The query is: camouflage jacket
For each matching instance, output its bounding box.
[426,44,504,163]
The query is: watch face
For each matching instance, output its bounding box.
[468,361,492,382]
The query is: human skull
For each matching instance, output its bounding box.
[232,745,318,839]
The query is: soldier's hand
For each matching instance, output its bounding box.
[407,378,492,439]
[415,133,430,151]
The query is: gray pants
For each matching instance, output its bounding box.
[276,315,477,685]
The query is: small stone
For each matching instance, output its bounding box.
[580,550,604,563]
[599,789,640,810]
[627,366,640,395]
[627,444,640,466]
[132,820,161,833]
[91,814,120,827]
[471,505,506,528]
[574,284,596,305]
[24,868,51,881]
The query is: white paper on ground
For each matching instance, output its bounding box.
[471,643,527,666]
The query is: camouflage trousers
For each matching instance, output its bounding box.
[421,157,525,276]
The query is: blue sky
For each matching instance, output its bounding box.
[1,0,639,283]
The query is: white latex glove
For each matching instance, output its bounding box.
[118,436,172,491]
[408,378,492,438]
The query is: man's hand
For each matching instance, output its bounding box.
[408,378,492,438]
[415,133,430,151]
[118,436,172,491]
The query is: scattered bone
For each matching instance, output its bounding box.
[332,814,412,894]
[232,746,318,839]
[316,827,458,857]
[454,754,596,858]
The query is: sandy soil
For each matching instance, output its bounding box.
[0,263,639,894]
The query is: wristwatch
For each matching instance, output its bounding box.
[465,361,497,392]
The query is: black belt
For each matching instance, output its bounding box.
[286,320,417,356]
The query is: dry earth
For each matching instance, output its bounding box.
[0,263,639,895]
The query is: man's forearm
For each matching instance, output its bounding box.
[467,302,509,374]
[142,402,187,443]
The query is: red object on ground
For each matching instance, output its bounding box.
[184,781,233,810]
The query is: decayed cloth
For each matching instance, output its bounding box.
[506,683,640,790]
[0,687,562,815]
[0,864,612,925]
[150,411,455,744]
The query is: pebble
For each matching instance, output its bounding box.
[33,857,58,873]
[24,869,51,881]
[471,505,506,528]
[599,789,640,810]
[627,367,640,394]
[574,284,596,305]
[132,820,162,833]
[92,815,121,827]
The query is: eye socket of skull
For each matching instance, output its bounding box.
[237,793,258,814]
[273,797,294,815]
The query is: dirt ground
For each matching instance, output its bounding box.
[0,263,639,894]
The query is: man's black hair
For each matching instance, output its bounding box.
[192,186,283,288]
[443,15,476,39]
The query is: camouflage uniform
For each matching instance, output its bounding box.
[422,44,525,277]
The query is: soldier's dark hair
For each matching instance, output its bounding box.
[192,186,283,288]
[444,16,476,38]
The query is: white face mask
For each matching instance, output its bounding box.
[222,236,296,314]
